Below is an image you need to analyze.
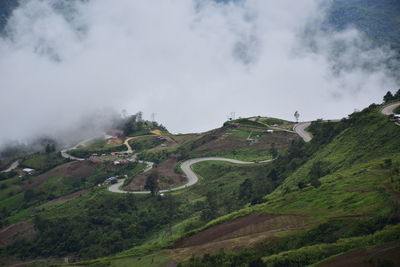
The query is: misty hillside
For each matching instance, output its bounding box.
[1,96,400,266]
[0,1,400,266]
[327,0,400,51]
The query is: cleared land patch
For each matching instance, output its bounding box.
[170,214,307,261]
[44,188,90,205]
[317,242,400,267]
[21,161,96,191]
[191,127,299,160]
[0,221,37,247]
[124,158,185,191]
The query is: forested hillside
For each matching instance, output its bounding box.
[327,0,400,51]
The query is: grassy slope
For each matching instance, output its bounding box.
[70,139,126,158]
[3,107,400,266]
[40,106,398,266]
[394,105,400,114]
[174,106,400,265]
[121,105,400,266]
[21,153,67,171]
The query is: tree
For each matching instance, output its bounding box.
[297,181,307,189]
[309,160,329,179]
[239,179,253,201]
[383,91,394,103]
[201,192,219,221]
[310,178,321,188]
[294,111,300,122]
[269,143,278,158]
[144,172,159,196]
[24,189,36,201]
[123,114,138,136]
[45,143,55,153]
[394,89,400,99]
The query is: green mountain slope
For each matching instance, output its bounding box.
[49,102,400,267]
[173,104,400,266]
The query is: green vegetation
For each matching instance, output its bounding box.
[69,139,126,158]
[262,224,400,266]
[4,190,182,259]
[0,161,144,227]
[138,150,171,164]
[383,89,400,103]
[193,148,273,162]
[258,117,291,126]
[175,102,400,266]
[144,171,160,196]
[232,118,268,128]
[121,112,166,137]
[2,99,400,266]
[129,136,162,152]
[394,105,400,114]
[21,152,67,172]
[180,224,400,267]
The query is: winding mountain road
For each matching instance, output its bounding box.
[108,157,274,194]
[123,136,139,154]
[60,136,106,161]
[381,102,400,115]
[293,102,400,143]
[293,122,312,142]
[69,102,400,195]
[108,160,154,194]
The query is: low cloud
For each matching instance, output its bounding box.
[0,0,398,145]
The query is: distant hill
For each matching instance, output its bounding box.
[327,0,400,52]
[0,0,18,32]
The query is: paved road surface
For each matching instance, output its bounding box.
[123,137,136,154]
[123,135,164,154]
[108,161,154,194]
[60,136,105,161]
[108,157,274,194]
[293,122,312,142]
[293,102,400,143]
[1,160,20,173]
[381,102,400,115]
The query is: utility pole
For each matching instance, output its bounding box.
[294,111,300,123]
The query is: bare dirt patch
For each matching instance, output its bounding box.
[0,221,37,247]
[175,214,306,248]
[107,137,123,145]
[147,134,200,154]
[21,161,96,191]
[317,242,400,267]
[170,214,307,261]
[192,129,299,155]
[124,158,185,191]
[46,189,90,205]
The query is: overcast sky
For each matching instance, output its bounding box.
[0,0,398,145]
